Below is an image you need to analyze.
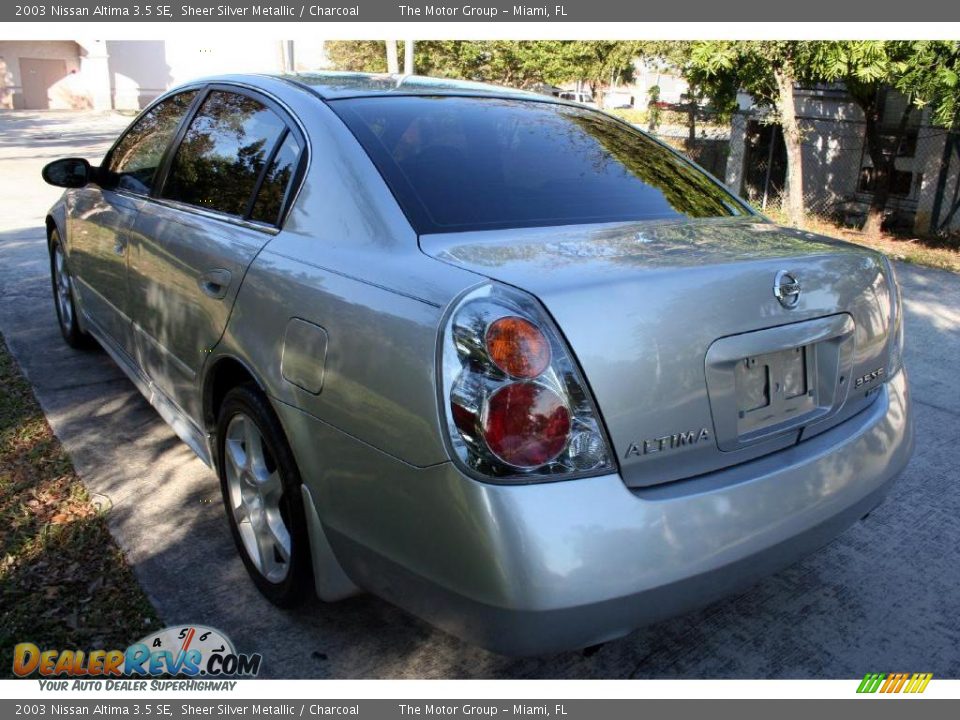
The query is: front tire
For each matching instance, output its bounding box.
[49,230,91,349]
[216,384,313,607]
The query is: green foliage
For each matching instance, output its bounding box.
[808,41,917,113]
[325,40,960,130]
[610,108,649,125]
[324,40,389,73]
[892,41,960,128]
[646,84,661,131]
[685,41,818,118]
[324,41,649,92]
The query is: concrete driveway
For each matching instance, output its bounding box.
[1,110,958,679]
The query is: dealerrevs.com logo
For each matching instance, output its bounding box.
[13,625,262,684]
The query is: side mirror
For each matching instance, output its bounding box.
[42,158,93,188]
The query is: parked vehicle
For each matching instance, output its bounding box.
[42,72,913,656]
[557,90,598,107]
[602,91,634,109]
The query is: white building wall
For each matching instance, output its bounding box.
[0,41,82,109]
[914,131,960,234]
[104,39,331,110]
[164,39,287,85]
[728,86,955,232]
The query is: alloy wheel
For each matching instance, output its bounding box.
[223,412,292,583]
[53,243,74,332]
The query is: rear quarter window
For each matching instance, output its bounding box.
[161,90,288,217]
[331,96,746,234]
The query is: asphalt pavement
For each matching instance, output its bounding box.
[0,110,957,678]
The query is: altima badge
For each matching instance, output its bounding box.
[624,428,711,458]
[774,270,802,308]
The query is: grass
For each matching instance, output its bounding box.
[0,332,160,678]
[764,207,960,274]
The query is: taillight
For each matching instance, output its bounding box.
[483,383,571,467]
[883,256,905,378]
[485,316,551,378]
[440,284,614,481]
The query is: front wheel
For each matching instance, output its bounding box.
[216,384,313,607]
[49,230,91,349]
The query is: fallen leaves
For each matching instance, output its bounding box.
[0,333,161,677]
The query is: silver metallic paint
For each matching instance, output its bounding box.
[421,219,897,487]
[46,73,913,655]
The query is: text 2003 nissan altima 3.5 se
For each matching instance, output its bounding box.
[42,72,913,656]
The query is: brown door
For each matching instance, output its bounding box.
[19,58,67,109]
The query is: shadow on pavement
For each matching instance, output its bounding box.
[0,112,958,679]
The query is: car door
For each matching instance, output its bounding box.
[67,89,199,357]
[127,86,304,422]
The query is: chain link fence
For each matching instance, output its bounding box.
[724,111,960,240]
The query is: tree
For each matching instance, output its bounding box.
[550,42,644,105]
[654,42,740,148]
[326,41,559,87]
[688,41,815,227]
[810,41,960,235]
[415,41,558,86]
[894,41,960,129]
[324,41,388,73]
[893,41,960,235]
[810,41,923,235]
[325,41,647,97]
[386,40,399,74]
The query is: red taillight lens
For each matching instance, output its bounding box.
[485,316,551,379]
[482,382,571,468]
[442,284,613,480]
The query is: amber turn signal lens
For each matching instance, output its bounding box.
[485,316,551,379]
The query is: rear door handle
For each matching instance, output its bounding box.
[199,268,232,299]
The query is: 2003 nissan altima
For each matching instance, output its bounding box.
[42,72,913,655]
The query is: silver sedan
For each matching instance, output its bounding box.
[41,72,913,655]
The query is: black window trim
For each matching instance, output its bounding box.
[102,81,308,234]
[245,126,289,221]
[153,82,309,231]
[100,84,206,200]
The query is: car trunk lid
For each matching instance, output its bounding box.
[421,218,895,487]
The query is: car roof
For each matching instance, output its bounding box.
[273,71,548,101]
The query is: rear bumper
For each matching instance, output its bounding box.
[290,369,913,656]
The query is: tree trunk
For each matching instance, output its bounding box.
[590,81,603,108]
[861,102,911,237]
[775,67,805,228]
[386,41,399,74]
[403,39,415,75]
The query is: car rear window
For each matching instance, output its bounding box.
[331,96,746,234]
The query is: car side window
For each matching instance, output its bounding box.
[250,132,302,225]
[107,90,198,195]
[161,90,287,217]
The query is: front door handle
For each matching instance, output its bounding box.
[199,268,232,299]
[113,235,128,256]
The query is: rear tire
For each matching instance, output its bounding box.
[49,230,92,349]
[216,384,313,607]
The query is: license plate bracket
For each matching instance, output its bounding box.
[734,345,817,438]
[705,314,857,452]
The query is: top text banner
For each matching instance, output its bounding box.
[5,0,960,22]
